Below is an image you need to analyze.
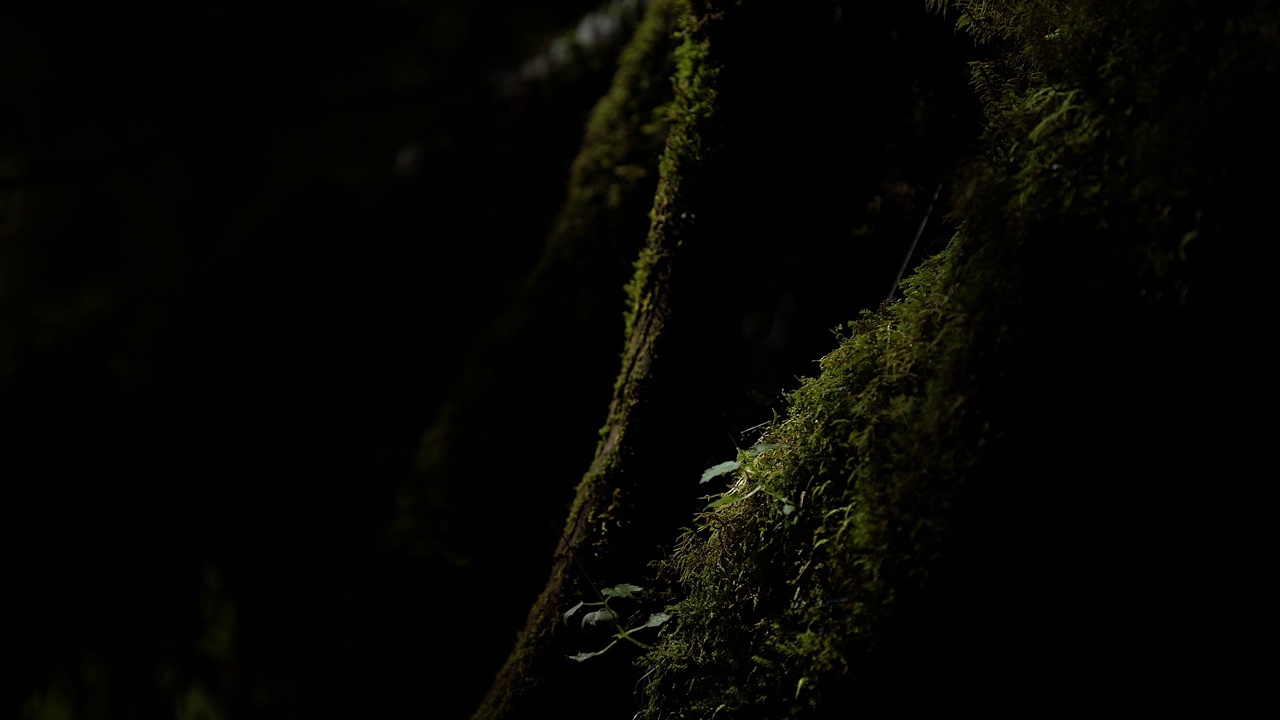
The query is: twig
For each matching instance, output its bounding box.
[886,183,942,303]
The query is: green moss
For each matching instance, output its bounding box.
[621,3,716,342]
[637,246,970,718]
[621,243,664,342]
[467,6,696,714]
[636,0,1277,717]
[541,0,685,271]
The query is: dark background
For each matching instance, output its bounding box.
[1,1,633,717]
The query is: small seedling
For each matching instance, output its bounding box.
[563,584,671,662]
[551,524,671,662]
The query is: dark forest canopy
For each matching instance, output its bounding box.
[3,0,1275,718]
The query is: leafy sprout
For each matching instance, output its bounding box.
[564,584,672,662]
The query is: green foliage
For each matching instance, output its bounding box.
[698,460,740,484]
[700,444,795,514]
[563,584,672,661]
[697,443,787,485]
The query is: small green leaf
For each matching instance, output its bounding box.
[748,443,788,454]
[581,608,620,636]
[643,612,671,628]
[602,583,643,598]
[568,640,618,662]
[699,460,740,484]
[782,503,796,516]
[563,600,585,623]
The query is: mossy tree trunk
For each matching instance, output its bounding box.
[627,1,1279,718]
[472,2,980,718]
